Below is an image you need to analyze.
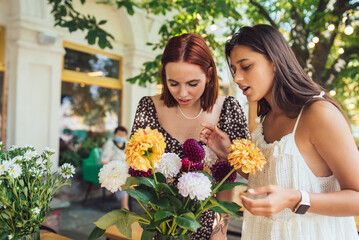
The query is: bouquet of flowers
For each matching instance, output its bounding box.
[0,143,75,240]
[90,128,265,240]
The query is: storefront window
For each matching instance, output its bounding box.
[64,48,119,79]
[60,42,122,167]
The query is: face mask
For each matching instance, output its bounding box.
[115,137,127,144]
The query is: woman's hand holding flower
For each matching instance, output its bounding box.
[199,123,231,159]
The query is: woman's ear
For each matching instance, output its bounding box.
[207,67,213,84]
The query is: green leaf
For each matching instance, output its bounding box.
[98,20,107,25]
[115,211,144,238]
[167,195,183,209]
[124,188,154,203]
[209,199,242,216]
[175,215,201,232]
[137,177,156,189]
[216,182,246,192]
[155,183,176,195]
[88,226,106,240]
[152,197,170,209]
[154,211,175,222]
[124,176,139,187]
[141,230,157,240]
[93,209,123,229]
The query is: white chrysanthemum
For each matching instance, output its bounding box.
[24,150,39,160]
[9,164,22,178]
[155,153,181,179]
[8,235,12,240]
[203,145,218,168]
[99,160,130,193]
[177,172,212,201]
[60,163,75,179]
[32,207,40,214]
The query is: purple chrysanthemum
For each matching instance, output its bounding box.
[211,161,237,183]
[183,139,205,162]
[181,157,203,172]
[128,167,152,177]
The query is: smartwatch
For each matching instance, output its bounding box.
[292,190,310,214]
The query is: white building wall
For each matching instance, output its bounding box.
[1,0,161,168]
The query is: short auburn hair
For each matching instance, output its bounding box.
[160,33,218,112]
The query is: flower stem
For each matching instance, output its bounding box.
[196,168,236,217]
[136,199,153,220]
[145,151,158,184]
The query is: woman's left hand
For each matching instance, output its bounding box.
[240,185,301,217]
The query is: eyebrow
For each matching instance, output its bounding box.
[236,59,250,64]
[167,79,201,83]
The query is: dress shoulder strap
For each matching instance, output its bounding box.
[293,107,304,134]
[293,91,325,135]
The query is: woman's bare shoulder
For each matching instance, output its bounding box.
[303,100,350,139]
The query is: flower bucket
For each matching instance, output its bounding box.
[19,231,40,240]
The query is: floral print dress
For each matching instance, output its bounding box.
[130,96,250,240]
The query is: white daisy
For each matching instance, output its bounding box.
[24,150,39,160]
[60,163,75,179]
[9,164,22,178]
[33,207,40,214]
[0,161,12,175]
[12,156,23,163]
[155,153,181,179]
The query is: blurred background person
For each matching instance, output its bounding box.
[100,125,129,210]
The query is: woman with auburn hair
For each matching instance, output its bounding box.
[130,33,250,239]
[200,24,359,239]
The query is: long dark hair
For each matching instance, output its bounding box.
[161,33,218,112]
[225,24,342,119]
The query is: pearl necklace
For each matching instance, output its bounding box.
[177,105,203,120]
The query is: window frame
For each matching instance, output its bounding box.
[62,41,123,90]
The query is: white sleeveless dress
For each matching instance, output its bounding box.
[241,105,358,240]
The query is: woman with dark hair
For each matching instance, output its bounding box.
[130,33,250,239]
[200,24,359,239]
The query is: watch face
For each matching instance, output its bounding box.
[296,204,310,214]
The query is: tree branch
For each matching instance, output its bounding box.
[334,2,359,15]
[249,0,278,28]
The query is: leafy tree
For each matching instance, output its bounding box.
[48,0,359,122]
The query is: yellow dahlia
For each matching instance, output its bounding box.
[124,127,166,171]
[228,139,266,174]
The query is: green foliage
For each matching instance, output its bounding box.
[59,148,82,168]
[0,144,74,238]
[77,137,101,159]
